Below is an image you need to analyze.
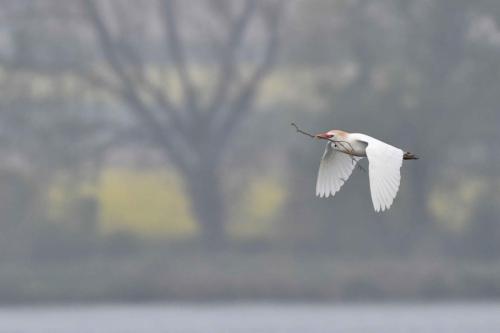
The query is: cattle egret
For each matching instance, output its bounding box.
[315,129,417,212]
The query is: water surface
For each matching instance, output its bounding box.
[0,302,499,333]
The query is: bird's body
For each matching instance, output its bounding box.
[326,132,369,157]
[315,129,417,212]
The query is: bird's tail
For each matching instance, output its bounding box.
[403,152,419,160]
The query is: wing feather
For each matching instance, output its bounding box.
[364,137,404,212]
[316,143,362,198]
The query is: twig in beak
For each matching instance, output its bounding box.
[291,122,315,138]
[291,122,366,173]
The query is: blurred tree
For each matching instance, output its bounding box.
[78,0,286,246]
[463,190,500,259]
[0,1,121,247]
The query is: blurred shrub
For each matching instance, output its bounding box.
[0,168,37,229]
[0,168,40,260]
[96,168,196,238]
[47,168,288,240]
[463,191,500,259]
[429,177,486,233]
[229,177,286,239]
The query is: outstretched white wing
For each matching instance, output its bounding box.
[363,136,404,212]
[316,143,362,198]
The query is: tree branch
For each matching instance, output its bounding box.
[81,0,194,170]
[290,122,315,138]
[105,8,188,134]
[206,0,257,117]
[213,1,285,148]
[160,0,200,119]
[121,89,195,170]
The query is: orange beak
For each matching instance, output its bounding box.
[315,132,333,139]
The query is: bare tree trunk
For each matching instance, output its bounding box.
[184,161,227,248]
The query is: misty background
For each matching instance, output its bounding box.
[0,0,499,305]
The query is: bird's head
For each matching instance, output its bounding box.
[315,129,347,140]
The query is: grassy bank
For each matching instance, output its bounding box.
[1,245,500,304]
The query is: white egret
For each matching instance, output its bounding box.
[315,129,417,212]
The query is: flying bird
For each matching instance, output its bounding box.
[315,129,418,212]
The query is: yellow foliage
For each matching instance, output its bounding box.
[48,169,195,237]
[229,178,286,238]
[430,178,486,232]
[96,168,196,237]
[48,168,287,240]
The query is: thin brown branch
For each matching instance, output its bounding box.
[291,122,314,138]
[291,122,354,153]
[291,123,366,172]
